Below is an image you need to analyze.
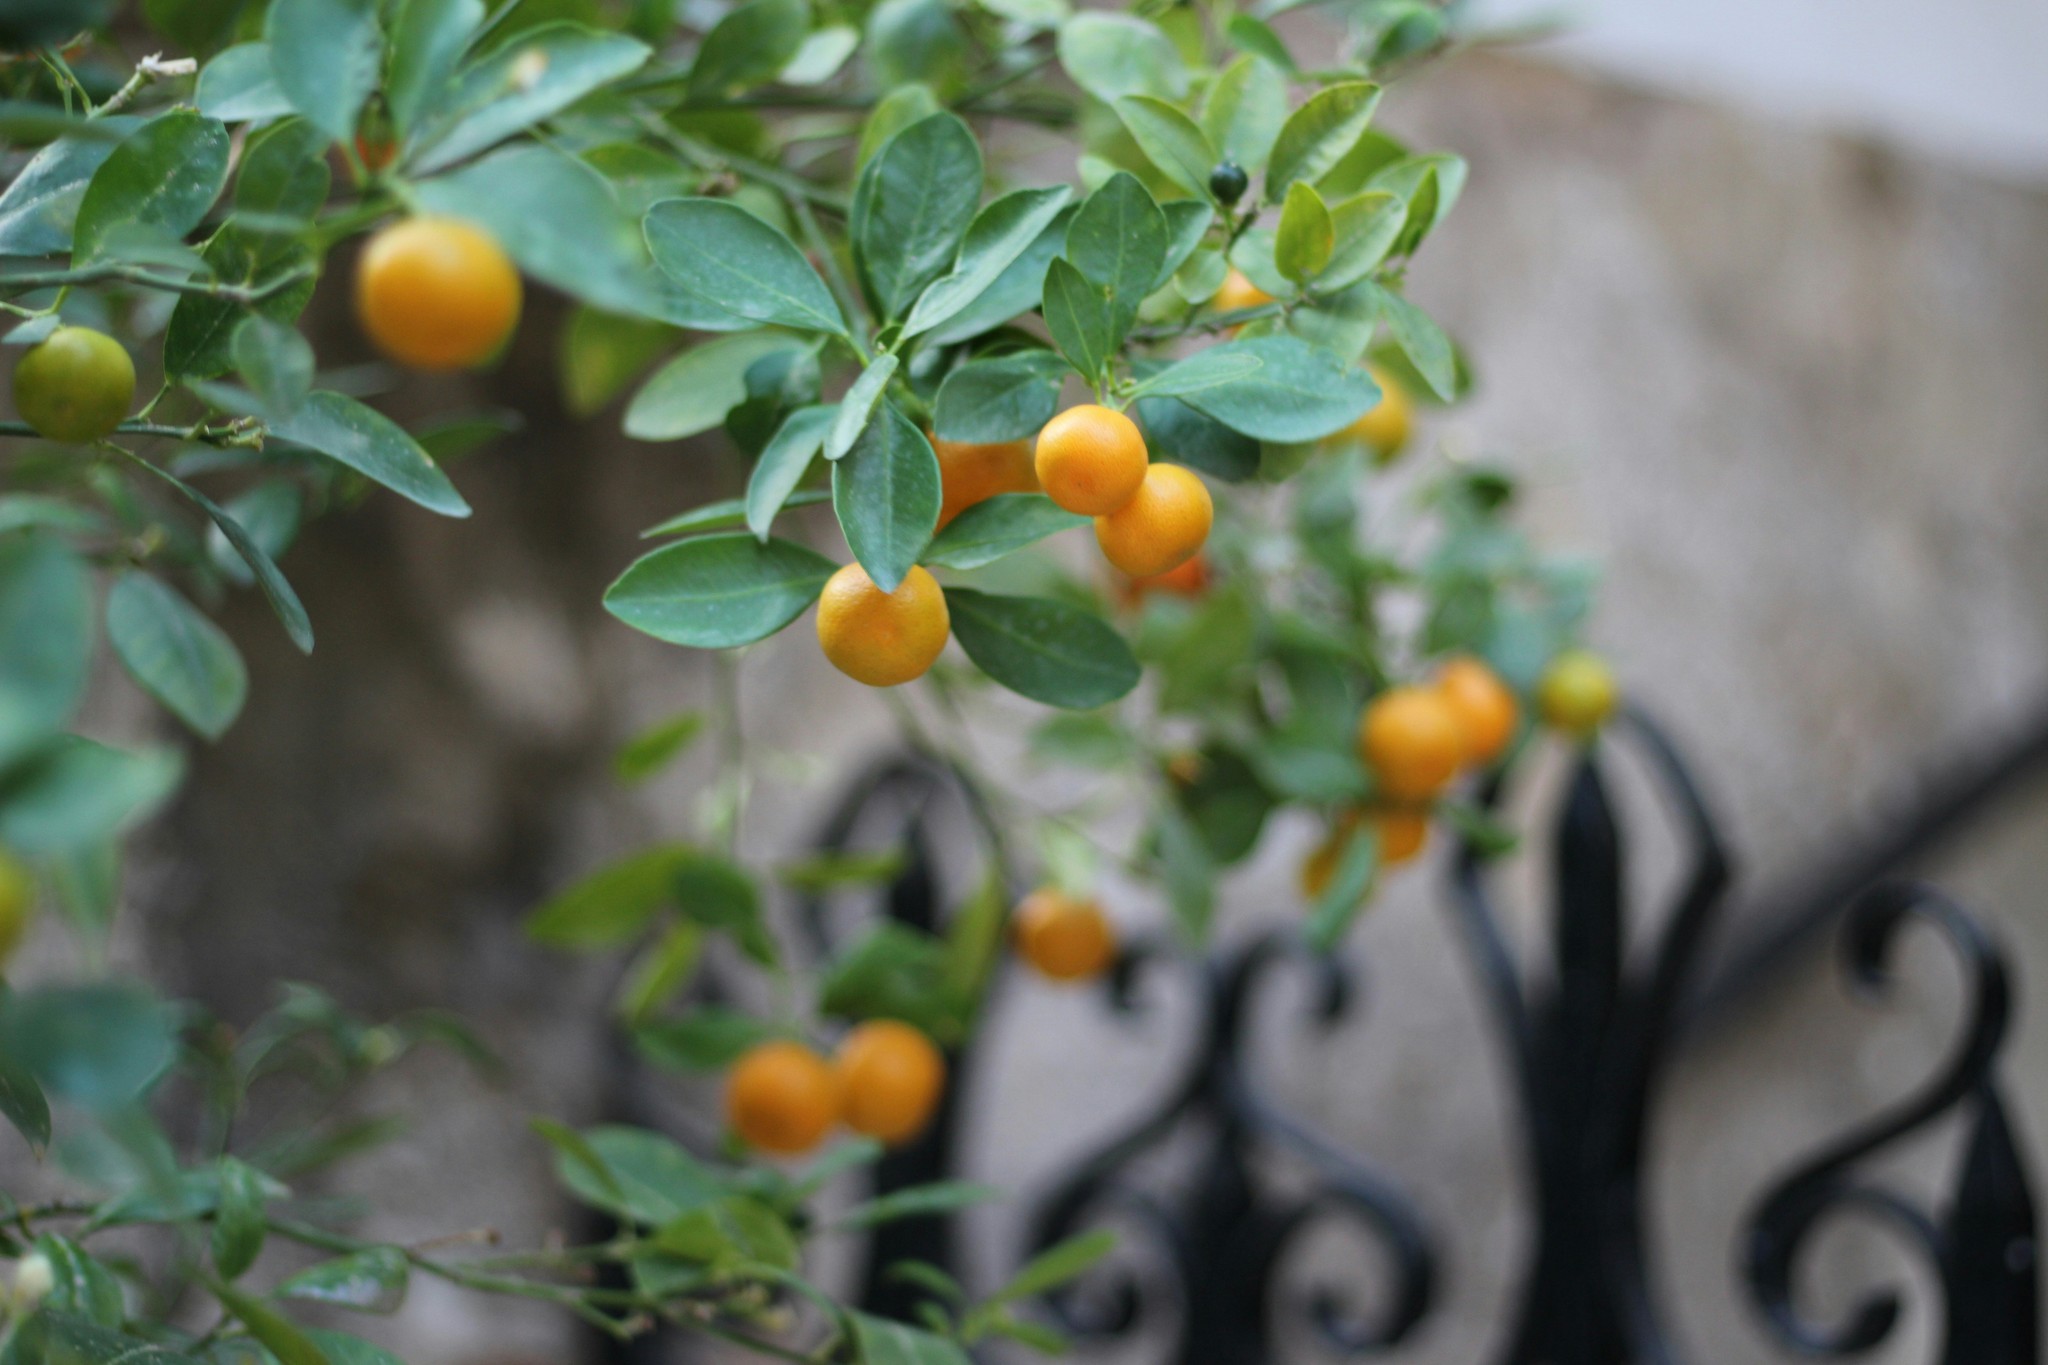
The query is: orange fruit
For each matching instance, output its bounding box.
[1299,808,1428,899]
[355,217,522,371]
[1436,656,1518,766]
[13,327,134,442]
[1120,553,1211,605]
[1358,686,1464,801]
[834,1020,945,1146]
[1013,888,1116,982]
[1336,366,1413,462]
[1034,405,1148,516]
[933,434,1038,528]
[815,563,949,687]
[1093,463,1212,578]
[1538,649,1617,737]
[1212,269,1273,314]
[726,1041,839,1155]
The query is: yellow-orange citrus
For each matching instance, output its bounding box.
[1337,366,1413,462]
[835,1020,946,1146]
[1212,268,1273,314]
[1093,463,1212,578]
[355,217,522,371]
[1359,686,1465,801]
[1299,808,1428,899]
[815,563,949,687]
[932,434,1038,528]
[1013,888,1117,982]
[726,1040,839,1155]
[1538,649,1618,737]
[1120,553,1211,605]
[13,327,134,442]
[1034,405,1148,516]
[1436,656,1519,766]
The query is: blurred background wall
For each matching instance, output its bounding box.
[97,2,2048,1361]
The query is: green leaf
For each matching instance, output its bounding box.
[924,495,1084,571]
[832,402,940,594]
[1371,285,1457,400]
[615,712,705,783]
[211,1157,269,1279]
[0,534,92,769]
[932,350,1066,443]
[745,405,833,541]
[1040,256,1115,382]
[413,25,651,174]
[856,83,942,167]
[1127,345,1263,400]
[643,490,828,538]
[673,851,775,965]
[232,316,314,419]
[560,307,675,417]
[133,463,313,653]
[624,331,802,441]
[1177,335,1380,442]
[13,1314,204,1365]
[1055,12,1187,103]
[0,1047,50,1151]
[605,533,835,648]
[945,589,1139,709]
[903,185,1072,340]
[836,1181,999,1231]
[1201,55,1286,172]
[1114,96,1215,201]
[36,1235,124,1325]
[1152,797,1216,939]
[271,391,471,517]
[941,865,1006,1007]
[1318,190,1404,291]
[1275,181,1333,283]
[990,1228,1116,1303]
[212,1277,332,1365]
[106,572,248,741]
[1,982,178,1108]
[777,848,906,890]
[1225,14,1295,70]
[781,24,860,84]
[306,1332,409,1365]
[0,739,182,857]
[1064,172,1166,340]
[1368,152,1467,254]
[386,0,485,134]
[818,924,960,1037]
[194,45,295,122]
[1305,822,1377,951]
[0,123,132,257]
[419,144,743,330]
[554,1125,724,1225]
[825,353,900,461]
[1155,200,1213,289]
[277,1246,409,1313]
[634,1007,779,1072]
[645,198,846,335]
[852,112,983,321]
[526,844,694,947]
[924,205,1073,347]
[265,0,382,143]
[852,1312,974,1365]
[867,0,968,93]
[1266,81,1382,202]
[690,0,807,98]
[71,112,231,265]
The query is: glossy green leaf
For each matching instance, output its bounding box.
[307,1333,409,1365]
[624,331,801,441]
[0,534,92,769]
[1055,12,1187,103]
[1,982,179,1108]
[1369,152,1467,254]
[554,1125,724,1225]
[106,572,248,741]
[923,494,1084,571]
[1318,190,1404,291]
[1064,172,1166,339]
[0,1048,50,1151]
[1156,200,1213,289]
[990,1228,1116,1302]
[386,0,485,134]
[673,852,776,964]
[212,1278,332,1365]
[856,83,941,167]
[747,404,834,540]
[413,25,651,173]
[137,464,313,653]
[0,739,182,857]
[1372,285,1457,399]
[1041,256,1115,382]
[272,391,470,517]
[211,1157,269,1279]
[833,402,940,593]
[825,353,900,461]
[265,0,382,142]
[1274,181,1333,283]
[232,315,314,419]
[613,712,705,784]
[852,112,983,320]
[818,924,961,1038]
[1114,96,1215,200]
[923,204,1073,347]
[867,0,969,94]
[1177,335,1380,442]
[645,197,846,334]
[71,112,230,265]
[781,24,860,84]
[0,123,132,257]
[604,533,836,648]
[903,185,1071,339]
[690,0,806,97]
[634,1007,780,1072]
[1128,344,1263,400]
[945,589,1138,709]
[526,844,694,947]
[932,350,1066,443]
[1201,55,1286,172]
[852,1312,973,1365]
[35,1235,125,1325]
[194,46,295,123]
[278,1246,409,1313]
[1266,81,1382,202]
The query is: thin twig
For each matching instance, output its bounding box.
[0,261,314,305]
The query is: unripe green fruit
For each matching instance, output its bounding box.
[1538,648,1618,738]
[0,848,35,969]
[13,326,136,443]
[1209,161,1249,206]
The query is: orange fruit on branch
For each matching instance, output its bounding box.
[1034,405,1148,516]
[1299,807,1429,899]
[1436,656,1519,767]
[1212,268,1273,314]
[355,216,522,371]
[835,1020,946,1146]
[1335,366,1412,462]
[1013,888,1116,982]
[1538,649,1618,737]
[726,1040,839,1156]
[13,326,134,442]
[815,563,949,688]
[932,434,1038,528]
[1120,553,1211,605]
[1093,463,1212,578]
[1358,686,1464,801]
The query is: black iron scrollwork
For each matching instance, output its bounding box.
[1743,882,2037,1363]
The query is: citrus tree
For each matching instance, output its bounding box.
[0,0,1616,1360]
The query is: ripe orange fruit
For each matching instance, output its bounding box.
[355,217,522,371]
[815,563,949,687]
[13,327,134,442]
[1120,553,1211,605]
[1093,463,1212,578]
[726,1040,839,1155]
[1436,656,1519,766]
[1034,405,1148,516]
[933,434,1038,528]
[835,1020,945,1146]
[1336,366,1412,462]
[1212,268,1273,314]
[1538,648,1618,737]
[1299,807,1428,899]
[1013,888,1116,982]
[1359,686,1465,801]
[0,849,34,968]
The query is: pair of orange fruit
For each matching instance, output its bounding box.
[726,1019,946,1156]
[1037,405,1214,578]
